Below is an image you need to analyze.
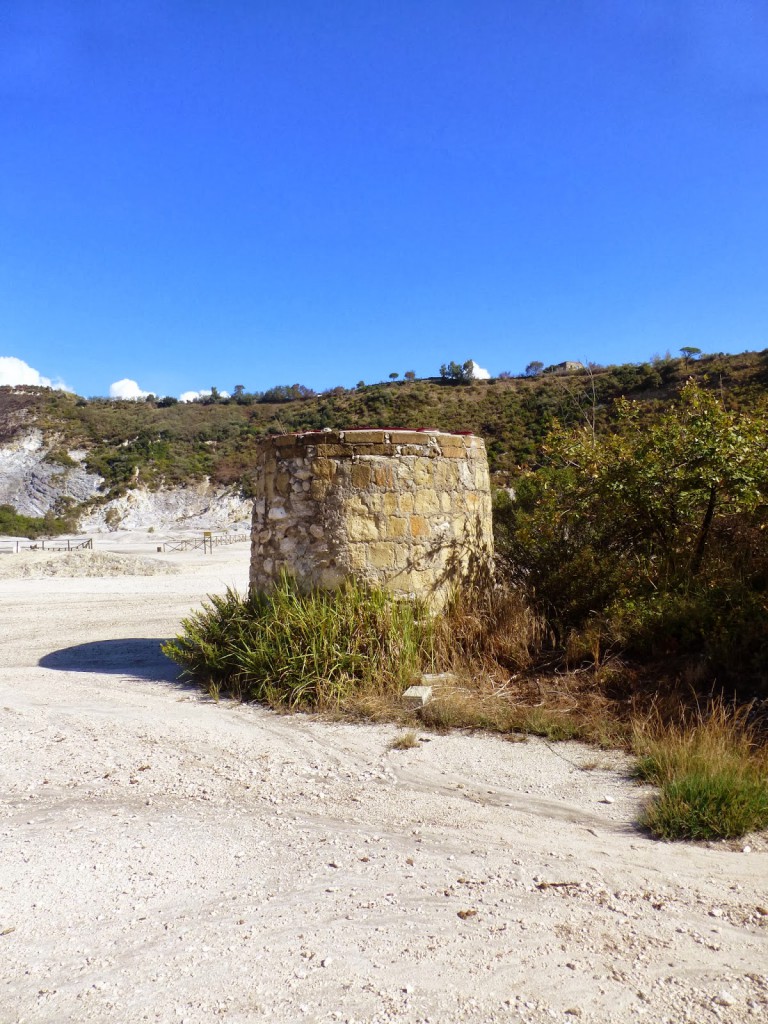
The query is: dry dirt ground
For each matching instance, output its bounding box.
[1,534,767,1024]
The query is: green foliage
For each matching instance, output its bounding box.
[162,576,434,709]
[44,448,77,468]
[634,703,768,840]
[680,346,702,363]
[495,381,768,685]
[439,360,473,383]
[0,504,75,539]
[5,348,768,506]
[640,770,768,841]
[260,383,316,402]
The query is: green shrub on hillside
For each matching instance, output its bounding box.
[0,504,75,539]
[495,381,768,688]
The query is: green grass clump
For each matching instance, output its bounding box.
[162,575,434,709]
[634,703,768,840]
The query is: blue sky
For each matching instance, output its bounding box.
[2,1,767,399]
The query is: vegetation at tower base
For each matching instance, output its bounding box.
[162,577,436,710]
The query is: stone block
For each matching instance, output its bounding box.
[353,443,394,457]
[346,544,369,571]
[409,515,430,538]
[342,430,388,444]
[400,444,437,458]
[373,465,395,488]
[438,442,467,458]
[351,463,372,488]
[312,459,337,481]
[310,480,330,500]
[402,685,432,708]
[346,515,379,542]
[412,458,434,487]
[385,516,408,539]
[275,472,292,496]
[368,542,395,568]
[412,489,440,514]
[382,492,398,515]
[316,443,352,458]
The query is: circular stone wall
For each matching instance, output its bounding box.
[249,429,493,608]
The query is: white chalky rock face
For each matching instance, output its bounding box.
[0,429,103,517]
[249,429,494,609]
[0,429,252,531]
[79,480,251,532]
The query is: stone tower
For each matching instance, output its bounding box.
[249,429,493,609]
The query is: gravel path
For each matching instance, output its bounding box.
[1,538,766,1023]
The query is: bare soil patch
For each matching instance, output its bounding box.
[1,536,766,1023]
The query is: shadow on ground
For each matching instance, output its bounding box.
[40,639,181,682]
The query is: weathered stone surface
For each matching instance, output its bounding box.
[249,428,493,608]
[350,463,372,488]
[402,685,433,708]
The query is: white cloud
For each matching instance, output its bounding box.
[109,378,152,400]
[0,356,71,390]
[179,388,230,402]
[467,360,491,380]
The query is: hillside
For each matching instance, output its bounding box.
[1,348,767,532]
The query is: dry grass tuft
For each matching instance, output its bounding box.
[389,730,420,750]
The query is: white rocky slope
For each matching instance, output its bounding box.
[0,429,252,532]
[78,479,252,532]
[0,429,102,517]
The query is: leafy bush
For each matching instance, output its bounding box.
[0,504,75,539]
[494,381,768,689]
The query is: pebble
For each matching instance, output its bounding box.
[713,991,735,1007]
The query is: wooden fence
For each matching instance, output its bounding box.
[162,533,249,553]
[0,533,249,556]
[0,538,94,554]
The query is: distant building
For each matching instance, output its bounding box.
[545,360,585,374]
